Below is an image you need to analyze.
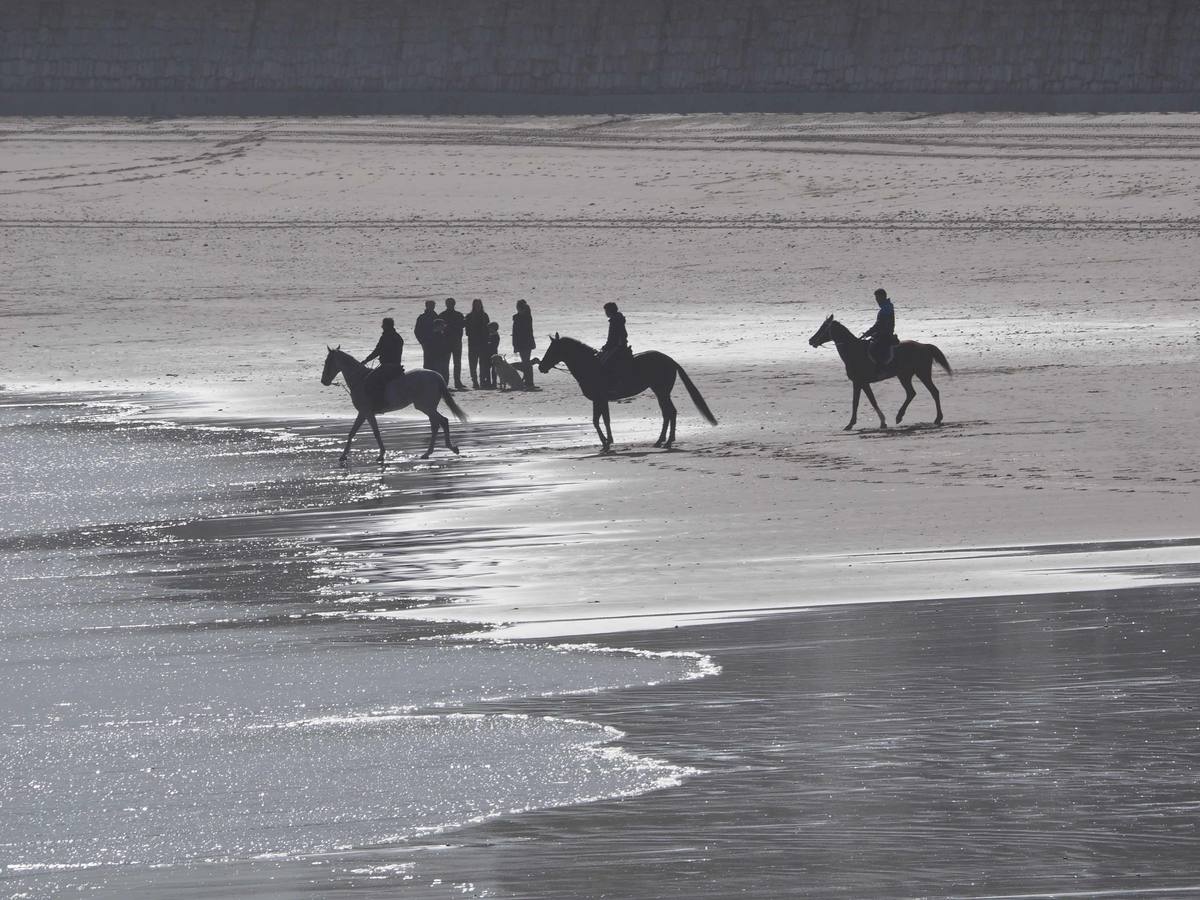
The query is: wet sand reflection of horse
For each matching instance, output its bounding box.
[809,316,951,431]
[320,347,467,463]
[537,334,717,451]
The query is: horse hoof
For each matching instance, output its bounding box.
[376,456,385,464]
[843,424,854,431]
[450,446,460,455]
[420,452,432,460]
[338,455,348,466]
[653,440,664,448]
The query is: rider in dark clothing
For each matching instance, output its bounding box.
[363,317,404,368]
[598,301,633,391]
[439,298,468,390]
[862,288,897,367]
[363,317,405,407]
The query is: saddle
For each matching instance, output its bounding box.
[600,347,636,399]
[365,364,406,408]
[867,335,900,371]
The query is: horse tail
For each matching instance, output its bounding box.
[440,381,469,422]
[928,344,953,376]
[674,362,718,425]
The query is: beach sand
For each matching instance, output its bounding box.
[3,114,1200,896]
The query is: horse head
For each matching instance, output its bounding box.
[320,345,342,386]
[809,315,835,348]
[537,333,562,374]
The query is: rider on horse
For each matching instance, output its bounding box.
[364,317,405,369]
[861,288,898,367]
[363,317,405,406]
[598,301,633,392]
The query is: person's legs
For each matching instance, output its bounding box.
[518,349,534,388]
[467,346,481,387]
[451,341,465,388]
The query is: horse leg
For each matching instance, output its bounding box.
[917,370,944,424]
[662,394,678,447]
[845,384,861,430]
[341,413,366,463]
[440,413,458,454]
[862,383,888,430]
[601,404,614,449]
[592,401,609,450]
[896,374,917,424]
[653,390,673,447]
[367,414,386,463]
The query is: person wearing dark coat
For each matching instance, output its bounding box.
[363,317,404,368]
[426,318,452,385]
[485,321,502,389]
[362,316,405,407]
[511,298,536,388]
[439,297,468,390]
[861,287,897,366]
[464,299,491,388]
[414,299,439,371]
[598,302,633,389]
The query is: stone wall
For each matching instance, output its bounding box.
[3,0,1198,114]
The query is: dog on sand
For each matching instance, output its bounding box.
[491,354,527,391]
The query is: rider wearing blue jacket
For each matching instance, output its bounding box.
[862,288,896,365]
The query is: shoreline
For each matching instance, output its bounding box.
[5,114,1200,897]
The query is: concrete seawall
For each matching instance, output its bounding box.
[3,0,1199,114]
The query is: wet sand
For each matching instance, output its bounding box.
[423,585,1200,900]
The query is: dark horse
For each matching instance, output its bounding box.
[808,316,951,430]
[320,347,467,463]
[537,334,717,451]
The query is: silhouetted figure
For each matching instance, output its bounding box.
[464,298,491,388]
[440,297,468,390]
[861,288,897,368]
[427,318,452,385]
[414,299,439,370]
[362,316,406,408]
[485,321,501,388]
[598,301,633,394]
[512,298,536,388]
[363,317,405,368]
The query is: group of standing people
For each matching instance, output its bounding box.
[365,297,539,390]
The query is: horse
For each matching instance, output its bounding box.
[808,316,951,431]
[320,347,467,463]
[536,334,717,451]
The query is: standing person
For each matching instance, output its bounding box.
[861,287,897,367]
[427,319,452,385]
[362,317,404,369]
[511,298,536,389]
[414,299,439,370]
[440,297,468,390]
[485,321,502,389]
[464,298,491,388]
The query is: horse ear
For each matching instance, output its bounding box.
[327,345,332,352]
[826,314,833,321]
[554,332,560,340]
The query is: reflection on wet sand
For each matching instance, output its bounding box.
[419,587,1200,899]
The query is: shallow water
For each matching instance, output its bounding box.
[0,395,712,897]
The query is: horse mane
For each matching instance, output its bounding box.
[331,346,364,365]
[555,335,599,355]
[827,318,858,343]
